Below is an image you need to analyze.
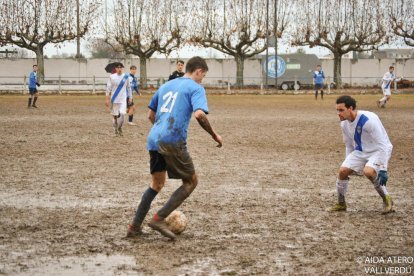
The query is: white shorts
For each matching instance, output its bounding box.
[111,102,127,116]
[341,150,391,174]
[382,87,391,96]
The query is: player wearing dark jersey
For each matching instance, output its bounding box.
[127,57,223,240]
[168,60,184,81]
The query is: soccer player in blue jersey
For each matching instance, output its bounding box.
[127,56,223,240]
[28,65,40,108]
[327,96,394,214]
[313,65,325,100]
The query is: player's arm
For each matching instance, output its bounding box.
[194,109,222,147]
[105,77,112,107]
[148,109,156,124]
[341,125,354,157]
[126,79,132,103]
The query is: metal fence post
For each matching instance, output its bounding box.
[59,75,62,94]
[327,76,331,94]
[92,75,96,94]
[23,75,27,94]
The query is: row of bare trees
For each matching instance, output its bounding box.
[0,0,413,87]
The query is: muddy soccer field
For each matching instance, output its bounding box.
[0,94,413,275]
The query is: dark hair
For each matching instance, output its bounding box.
[177,60,184,65]
[336,95,356,110]
[389,66,394,69]
[130,65,137,70]
[33,65,38,68]
[316,65,321,67]
[185,56,208,73]
[115,62,124,68]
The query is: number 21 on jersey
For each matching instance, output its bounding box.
[160,91,178,113]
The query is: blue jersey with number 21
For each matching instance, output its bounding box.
[147,77,209,151]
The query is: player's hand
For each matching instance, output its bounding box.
[128,98,132,105]
[105,99,110,107]
[36,82,41,87]
[213,133,223,148]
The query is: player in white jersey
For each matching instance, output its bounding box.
[377,66,400,108]
[328,95,394,214]
[105,62,132,136]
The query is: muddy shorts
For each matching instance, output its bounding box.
[314,83,324,90]
[29,88,38,95]
[149,142,195,180]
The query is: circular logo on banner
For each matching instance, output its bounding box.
[264,56,286,78]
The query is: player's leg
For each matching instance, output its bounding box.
[111,104,120,135]
[116,101,127,135]
[148,143,196,239]
[32,91,39,108]
[128,152,166,237]
[366,153,394,213]
[327,153,365,212]
[127,100,136,125]
[320,88,324,100]
[315,88,318,100]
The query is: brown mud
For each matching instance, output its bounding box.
[0,94,413,275]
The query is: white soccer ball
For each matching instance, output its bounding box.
[165,210,188,234]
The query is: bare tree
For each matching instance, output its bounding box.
[0,0,99,81]
[389,0,414,47]
[191,0,291,87]
[87,38,125,59]
[111,0,182,88]
[292,0,386,88]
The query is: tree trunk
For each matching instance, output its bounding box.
[139,57,147,89]
[333,52,342,88]
[235,55,244,88]
[35,46,45,83]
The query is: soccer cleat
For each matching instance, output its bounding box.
[148,218,176,240]
[376,100,381,108]
[326,202,347,212]
[32,105,38,108]
[127,122,137,126]
[126,224,143,238]
[382,195,394,214]
[118,127,123,136]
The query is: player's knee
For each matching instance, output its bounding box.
[183,174,198,193]
[338,167,351,180]
[363,167,376,180]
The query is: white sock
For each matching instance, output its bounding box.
[336,178,349,203]
[117,114,124,129]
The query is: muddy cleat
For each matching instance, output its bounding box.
[32,105,38,108]
[148,218,176,240]
[126,224,143,238]
[127,122,137,126]
[326,202,347,212]
[382,195,394,214]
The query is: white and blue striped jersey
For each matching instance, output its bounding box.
[341,110,392,159]
[382,71,395,89]
[106,73,132,104]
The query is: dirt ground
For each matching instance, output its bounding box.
[0,93,413,275]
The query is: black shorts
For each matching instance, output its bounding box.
[29,88,38,95]
[314,83,324,90]
[149,142,195,180]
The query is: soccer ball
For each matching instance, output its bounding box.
[165,210,187,234]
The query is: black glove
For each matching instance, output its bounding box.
[36,82,41,87]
